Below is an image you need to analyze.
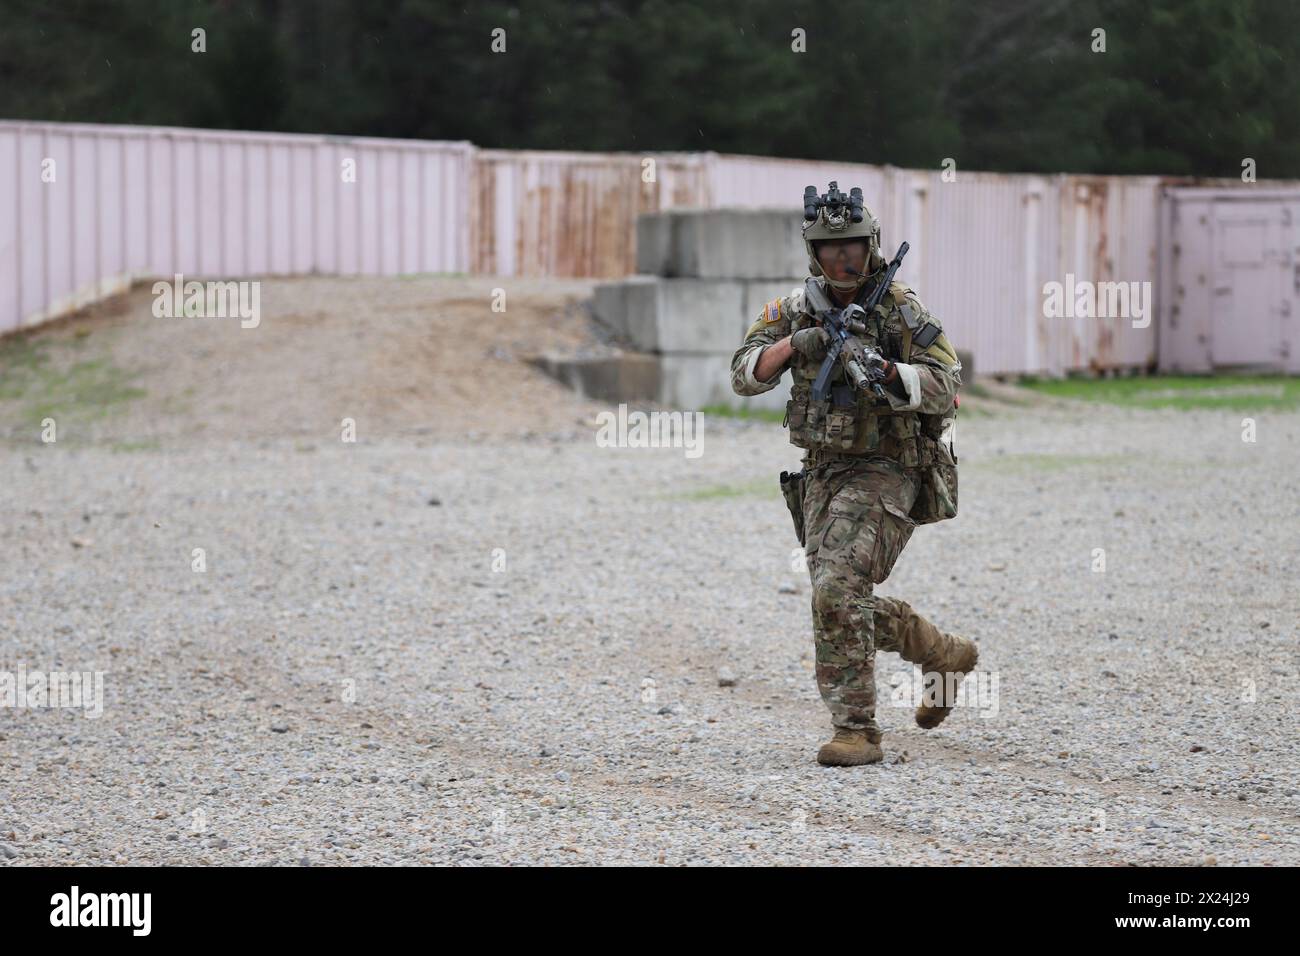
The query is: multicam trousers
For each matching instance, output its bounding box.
[801,454,951,739]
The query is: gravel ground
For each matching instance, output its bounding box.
[1,279,1297,866]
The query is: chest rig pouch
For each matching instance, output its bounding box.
[910,407,959,524]
[782,281,923,464]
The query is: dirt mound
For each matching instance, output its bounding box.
[0,276,611,445]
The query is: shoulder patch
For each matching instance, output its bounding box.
[763,299,782,324]
[913,321,942,348]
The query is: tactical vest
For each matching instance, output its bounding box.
[782,281,925,466]
[782,279,960,524]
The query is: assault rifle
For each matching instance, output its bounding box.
[809,240,910,404]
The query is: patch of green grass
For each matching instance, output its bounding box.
[700,403,786,424]
[0,336,145,425]
[26,360,146,422]
[1019,374,1300,411]
[0,337,52,398]
[973,452,1139,474]
[158,385,198,416]
[109,438,162,453]
[956,382,1022,414]
[663,477,774,501]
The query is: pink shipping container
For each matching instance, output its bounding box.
[2,121,1297,377]
[0,121,474,333]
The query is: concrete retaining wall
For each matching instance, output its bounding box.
[593,209,804,411]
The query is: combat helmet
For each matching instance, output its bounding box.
[802,181,884,293]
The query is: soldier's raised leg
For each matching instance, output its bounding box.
[874,595,978,728]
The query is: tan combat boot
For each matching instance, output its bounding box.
[915,634,979,729]
[816,727,884,766]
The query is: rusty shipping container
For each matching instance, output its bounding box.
[3,121,1297,377]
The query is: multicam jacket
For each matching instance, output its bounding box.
[729,276,962,468]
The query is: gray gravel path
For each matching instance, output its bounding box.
[2,390,1297,866]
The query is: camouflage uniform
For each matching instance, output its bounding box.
[730,278,968,743]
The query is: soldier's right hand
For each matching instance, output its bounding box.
[791,326,831,361]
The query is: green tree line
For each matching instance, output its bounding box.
[2,0,1297,177]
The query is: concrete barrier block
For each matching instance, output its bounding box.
[656,353,730,410]
[956,349,975,382]
[741,279,804,338]
[527,352,660,404]
[658,352,790,414]
[608,277,805,354]
[530,348,791,415]
[637,209,806,279]
[634,213,676,277]
[617,278,745,353]
[592,275,657,342]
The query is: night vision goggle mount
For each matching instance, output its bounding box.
[803,181,865,231]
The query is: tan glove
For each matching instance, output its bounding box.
[791,326,831,361]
